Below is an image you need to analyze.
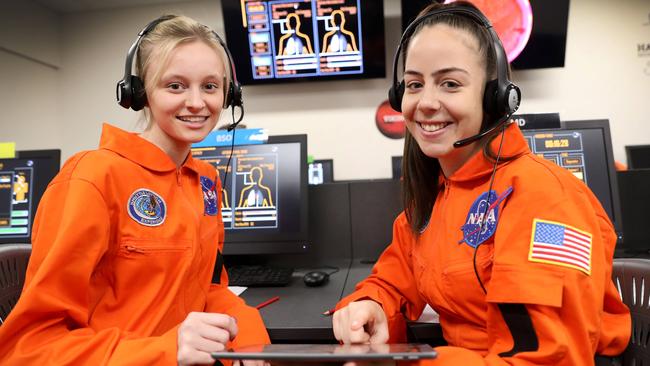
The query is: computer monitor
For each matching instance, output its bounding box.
[616,169,650,253]
[625,144,650,169]
[191,135,308,255]
[221,0,386,85]
[521,120,624,242]
[391,156,403,180]
[308,159,333,185]
[0,149,61,244]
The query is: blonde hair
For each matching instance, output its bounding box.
[135,15,231,127]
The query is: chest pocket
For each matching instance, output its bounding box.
[114,238,192,288]
[441,241,495,316]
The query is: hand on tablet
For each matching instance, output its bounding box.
[332,300,389,344]
[177,311,238,366]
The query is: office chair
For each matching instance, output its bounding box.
[610,258,650,365]
[0,244,31,323]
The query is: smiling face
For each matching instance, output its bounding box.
[143,40,226,162]
[401,24,487,176]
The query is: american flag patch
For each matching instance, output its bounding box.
[528,219,592,275]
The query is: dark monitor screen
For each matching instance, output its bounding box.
[625,145,650,169]
[308,159,333,185]
[391,156,402,180]
[221,0,386,85]
[191,135,308,255]
[616,169,650,252]
[521,120,623,241]
[0,149,60,244]
[400,0,569,69]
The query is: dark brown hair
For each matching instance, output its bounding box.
[400,1,512,233]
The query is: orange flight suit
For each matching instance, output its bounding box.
[0,124,269,365]
[338,123,630,365]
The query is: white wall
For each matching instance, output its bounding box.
[0,1,61,152]
[1,0,649,180]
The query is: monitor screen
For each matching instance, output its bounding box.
[521,120,623,241]
[221,0,386,85]
[0,149,60,244]
[191,135,308,255]
[510,0,569,70]
[616,169,650,252]
[625,145,650,170]
[391,156,402,180]
[308,159,333,185]
[400,0,569,69]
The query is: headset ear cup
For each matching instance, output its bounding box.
[116,79,131,109]
[230,81,243,109]
[505,84,521,115]
[130,76,147,111]
[388,80,405,112]
[483,79,499,118]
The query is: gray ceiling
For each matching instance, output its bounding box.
[32,0,197,14]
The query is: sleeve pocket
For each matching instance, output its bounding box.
[486,264,564,307]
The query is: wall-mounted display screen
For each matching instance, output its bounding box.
[221,0,386,85]
[401,0,569,69]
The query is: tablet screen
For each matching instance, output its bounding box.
[211,343,437,361]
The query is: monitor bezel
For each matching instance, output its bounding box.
[219,135,309,255]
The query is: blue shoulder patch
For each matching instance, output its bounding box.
[459,186,513,248]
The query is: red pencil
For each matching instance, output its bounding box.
[322,308,336,316]
[255,296,280,310]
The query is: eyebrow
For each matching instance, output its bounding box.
[404,67,469,77]
[160,73,223,81]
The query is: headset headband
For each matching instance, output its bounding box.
[388,4,520,147]
[117,15,243,113]
[392,7,509,104]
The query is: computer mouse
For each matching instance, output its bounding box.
[303,271,329,287]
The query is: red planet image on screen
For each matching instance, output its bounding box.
[375,100,406,139]
[446,0,532,62]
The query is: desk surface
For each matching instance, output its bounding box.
[239,261,443,344]
[240,260,351,342]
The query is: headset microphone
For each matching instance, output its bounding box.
[453,117,508,148]
[227,107,244,131]
[453,112,516,148]
[454,81,521,148]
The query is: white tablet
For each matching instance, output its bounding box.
[211,343,437,362]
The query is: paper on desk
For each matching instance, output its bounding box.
[417,304,439,323]
[228,286,247,296]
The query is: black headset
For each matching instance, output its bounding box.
[388,5,521,148]
[116,15,243,121]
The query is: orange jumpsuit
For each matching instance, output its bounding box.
[0,124,269,365]
[338,123,630,365]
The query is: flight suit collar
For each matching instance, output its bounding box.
[99,123,202,174]
[446,123,530,183]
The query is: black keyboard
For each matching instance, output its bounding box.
[227,265,294,287]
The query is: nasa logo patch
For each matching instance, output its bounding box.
[200,176,219,216]
[459,187,513,248]
[127,189,166,226]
